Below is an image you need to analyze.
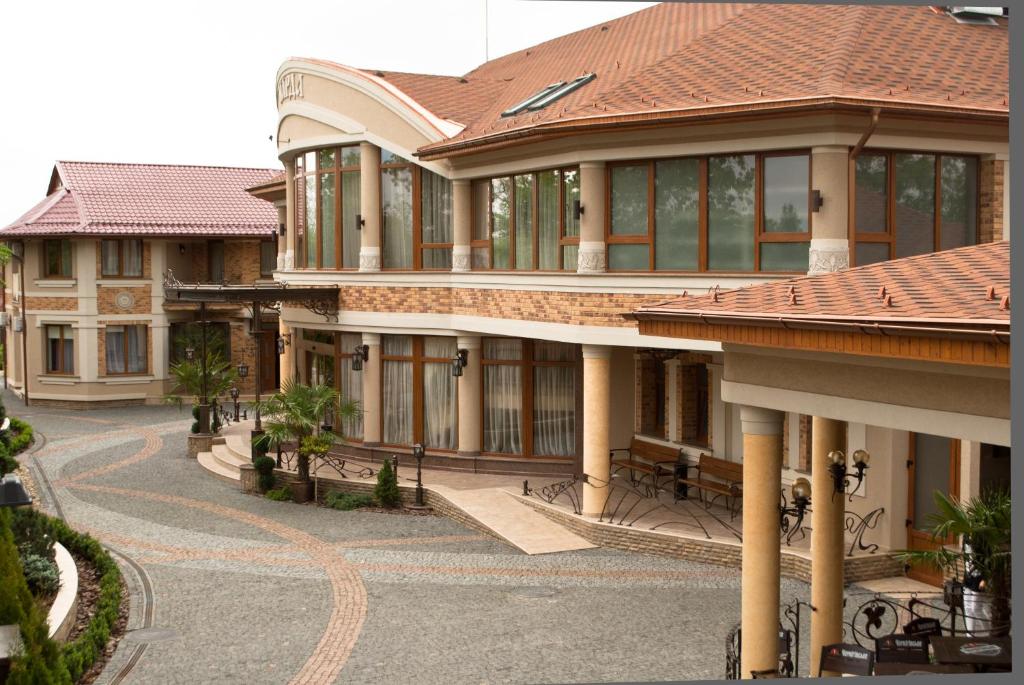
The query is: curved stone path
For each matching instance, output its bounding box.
[13,395,810,684]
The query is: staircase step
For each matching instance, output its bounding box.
[212,444,249,472]
[197,451,240,483]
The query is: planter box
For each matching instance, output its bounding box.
[289,480,314,504]
[187,433,213,459]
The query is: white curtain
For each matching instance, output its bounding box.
[483,338,523,454]
[423,337,457,449]
[382,167,413,268]
[382,335,412,444]
[105,326,125,373]
[101,241,119,275]
[338,333,363,439]
[533,366,575,456]
[124,240,143,277]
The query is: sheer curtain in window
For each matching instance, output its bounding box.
[421,171,453,268]
[126,326,146,372]
[532,342,575,456]
[101,241,120,275]
[423,337,457,449]
[124,241,143,277]
[382,335,413,444]
[382,168,413,268]
[339,333,363,440]
[342,171,361,268]
[105,326,125,373]
[483,338,522,454]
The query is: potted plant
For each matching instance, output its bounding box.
[898,488,1011,636]
[251,380,358,504]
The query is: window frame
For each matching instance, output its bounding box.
[207,239,225,283]
[474,166,581,272]
[850,148,981,266]
[379,336,459,451]
[99,239,144,278]
[294,146,361,270]
[44,324,74,375]
[259,240,277,277]
[604,150,812,273]
[104,324,148,376]
[43,239,73,278]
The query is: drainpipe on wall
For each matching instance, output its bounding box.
[849,108,881,160]
[14,241,29,405]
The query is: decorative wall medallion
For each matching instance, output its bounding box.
[114,291,135,310]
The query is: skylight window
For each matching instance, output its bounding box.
[500,73,597,117]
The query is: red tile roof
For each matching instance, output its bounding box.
[634,242,1010,334]
[2,161,282,238]
[305,3,1007,157]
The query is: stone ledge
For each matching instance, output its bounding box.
[47,542,79,642]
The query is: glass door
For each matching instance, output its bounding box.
[906,433,960,586]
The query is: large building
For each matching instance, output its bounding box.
[1,161,283,406]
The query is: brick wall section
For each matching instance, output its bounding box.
[24,296,77,311]
[978,159,1004,244]
[97,285,152,315]
[679,364,698,442]
[97,321,153,376]
[192,243,209,283]
[225,241,265,283]
[338,286,659,328]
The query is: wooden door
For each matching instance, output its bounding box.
[258,331,277,393]
[906,433,961,585]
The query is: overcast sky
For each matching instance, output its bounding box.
[0,0,656,226]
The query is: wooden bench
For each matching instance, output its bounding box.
[609,438,682,492]
[676,452,743,517]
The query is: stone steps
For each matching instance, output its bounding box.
[197,450,240,483]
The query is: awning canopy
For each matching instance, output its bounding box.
[163,269,339,321]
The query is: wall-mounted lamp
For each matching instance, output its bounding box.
[276,333,292,355]
[179,244,187,255]
[355,214,366,230]
[351,344,370,371]
[573,199,584,221]
[279,223,286,236]
[828,449,870,500]
[451,348,469,377]
[237,362,249,379]
[811,189,824,212]
[779,477,811,545]
[184,346,195,362]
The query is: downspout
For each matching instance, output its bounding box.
[850,108,881,160]
[17,241,29,405]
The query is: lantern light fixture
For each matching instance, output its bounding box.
[351,344,369,372]
[451,348,469,377]
[828,449,871,500]
[237,362,249,379]
[779,477,812,544]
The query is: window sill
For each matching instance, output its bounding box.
[34,279,77,288]
[101,375,154,384]
[97,278,148,286]
[38,375,80,385]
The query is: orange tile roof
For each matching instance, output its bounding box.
[304,3,1007,157]
[2,161,282,238]
[634,242,1010,333]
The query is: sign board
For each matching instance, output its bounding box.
[876,635,930,663]
[820,643,875,676]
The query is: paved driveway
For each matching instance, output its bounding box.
[14,394,809,684]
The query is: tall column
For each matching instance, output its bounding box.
[739,405,785,679]
[810,417,847,677]
[361,332,381,445]
[279,319,295,385]
[577,161,606,273]
[808,146,850,275]
[452,179,472,272]
[456,335,481,454]
[582,344,611,516]
[359,143,382,272]
[283,159,295,270]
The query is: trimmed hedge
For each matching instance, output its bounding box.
[1,417,35,475]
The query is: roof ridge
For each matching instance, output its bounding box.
[818,4,868,92]
[58,160,283,173]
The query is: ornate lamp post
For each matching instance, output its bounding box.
[412,443,426,507]
[827,449,871,500]
[229,386,240,422]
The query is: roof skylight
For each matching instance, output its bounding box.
[500,73,596,117]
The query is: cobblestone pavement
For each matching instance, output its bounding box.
[12,393,811,684]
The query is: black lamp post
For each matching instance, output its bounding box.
[780,477,812,545]
[0,474,32,509]
[230,386,240,422]
[827,449,871,500]
[412,443,426,507]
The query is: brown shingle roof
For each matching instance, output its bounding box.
[634,242,1010,332]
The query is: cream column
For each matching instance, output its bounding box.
[75,240,99,383]
[283,159,295,270]
[739,405,785,679]
[810,417,847,677]
[452,179,472,272]
[808,146,850,274]
[149,242,169,381]
[361,332,382,445]
[359,143,382,272]
[577,161,606,273]
[582,344,612,516]
[456,335,481,454]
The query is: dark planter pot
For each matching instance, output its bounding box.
[289,480,314,504]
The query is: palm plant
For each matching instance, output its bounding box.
[251,379,359,482]
[163,326,238,425]
[898,488,1011,635]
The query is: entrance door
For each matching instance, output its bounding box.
[258,331,278,393]
[906,433,961,585]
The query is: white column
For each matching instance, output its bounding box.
[359,143,382,272]
[361,332,381,444]
[452,179,472,272]
[577,161,606,273]
[283,159,296,271]
[809,146,850,274]
[456,335,481,454]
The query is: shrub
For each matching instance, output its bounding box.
[7,418,34,454]
[324,491,375,511]
[0,446,17,476]
[253,456,277,492]
[21,552,60,596]
[373,459,401,508]
[265,487,292,502]
[11,507,56,561]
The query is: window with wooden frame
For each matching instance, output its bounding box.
[379,152,454,270]
[482,338,577,458]
[45,324,74,374]
[336,333,363,441]
[380,335,458,450]
[294,146,361,270]
[100,239,143,277]
[43,240,73,278]
[472,167,580,271]
[852,151,978,266]
[259,240,277,277]
[104,324,147,374]
[208,240,225,282]
[605,151,811,272]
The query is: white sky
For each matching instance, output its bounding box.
[0,0,656,226]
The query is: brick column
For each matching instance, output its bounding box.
[577,161,606,273]
[979,155,1006,244]
[283,159,296,270]
[810,417,847,677]
[359,143,381,272]
[808,146,850,274]
[361,332,381,445]
[739,405,784,679]
[452,179,472,272]
[456,335,481,454]
[582,344,611,516]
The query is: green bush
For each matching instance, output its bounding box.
[21,552,60,596]
[324,491,375,511]
[7,418,34,454]
[373,459,401,508]
[253,456,277,492]
[0,446,17,476]
[265,487,292,502]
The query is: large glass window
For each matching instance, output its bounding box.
[420,170,453,269]
[294,146,361,269]
[45,325,74,374]
[381,154,414,269]
[854,151,978,266]
[707,154,756,271]
[260,240,277,277]
[382,335,414,445]
[105,325,147,374]
[483,338,577,457]
[43,240,72,278]
[337,334,364,441]
[474,167,581,271]
[100,239,143,277]
[423,337,457,450]
[655,159,699,271]
[208,240,225,282]
[380,335,459,449]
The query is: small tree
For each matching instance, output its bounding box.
[374,459,401,508]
